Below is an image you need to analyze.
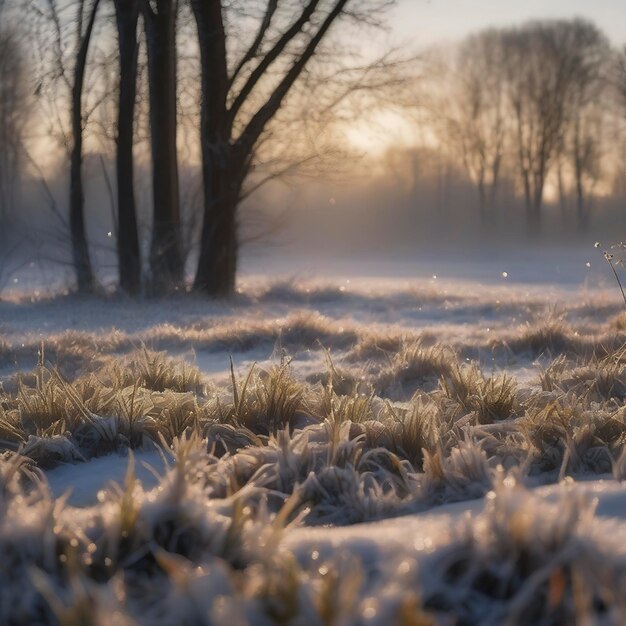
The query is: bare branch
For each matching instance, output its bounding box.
[227,0,321,127]
[229,0,278,88]
[238,0,350,157]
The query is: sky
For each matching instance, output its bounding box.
[391,0,626,47]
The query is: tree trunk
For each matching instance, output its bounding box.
[487,153,501,217]
[518,134,536,236]
[144,0,183,293]
[520,169,537,236]
[477,177,488,226]
[114,0,141,294]
[521,177,540,236]
[190,0,350,296]
[557,160,568,223]
[526,201,542,236]
[575,176,588,231]
[69,0,100,294]
[573,130,589,232]
[193,173,239,296]
[190,0,240,297]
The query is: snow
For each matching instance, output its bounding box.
[1,269,620,392]
[45,448,169,506]
[45,448,626,559]
[280,476,626,609]
[41,442,626,603]
[4,262,626,622]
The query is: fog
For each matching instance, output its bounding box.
[9,150,625,293]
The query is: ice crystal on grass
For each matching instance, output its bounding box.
[3,280,626,623]
[423,477,623,625]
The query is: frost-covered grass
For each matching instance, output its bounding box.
[3,277,626,623]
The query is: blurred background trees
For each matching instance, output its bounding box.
[434,20,615,235]
[438,29,507,225]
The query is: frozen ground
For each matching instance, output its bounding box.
[3,262,626,624]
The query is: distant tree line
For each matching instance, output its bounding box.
[432,19,625,234]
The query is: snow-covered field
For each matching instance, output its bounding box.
[3,267,626,624]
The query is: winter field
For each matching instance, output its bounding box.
[5,259,626,624]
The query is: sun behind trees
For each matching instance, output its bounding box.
[21,0,402,297]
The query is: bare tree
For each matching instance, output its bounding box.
[443,29,507,223]
[143,0,183,293]
[70,0,101,293]
[0,2,30,294]
[622,49,626,201]
[114,0,141,293]
[189,0,397,296]
[502,21,583,234]
[31,0,103,292]
[562,21,612,231]
[570,102,605,230]
[622,47,626,107]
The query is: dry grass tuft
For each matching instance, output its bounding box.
[102,348,204,394]
[438,364,518,425]
[424,478,616,625]
[541,347,626,402]
[503,318,590,357]
[520,397,626,474]
[212,359,310,435]
[375,339,456,400]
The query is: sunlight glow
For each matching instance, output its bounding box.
[344,109,420,156]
